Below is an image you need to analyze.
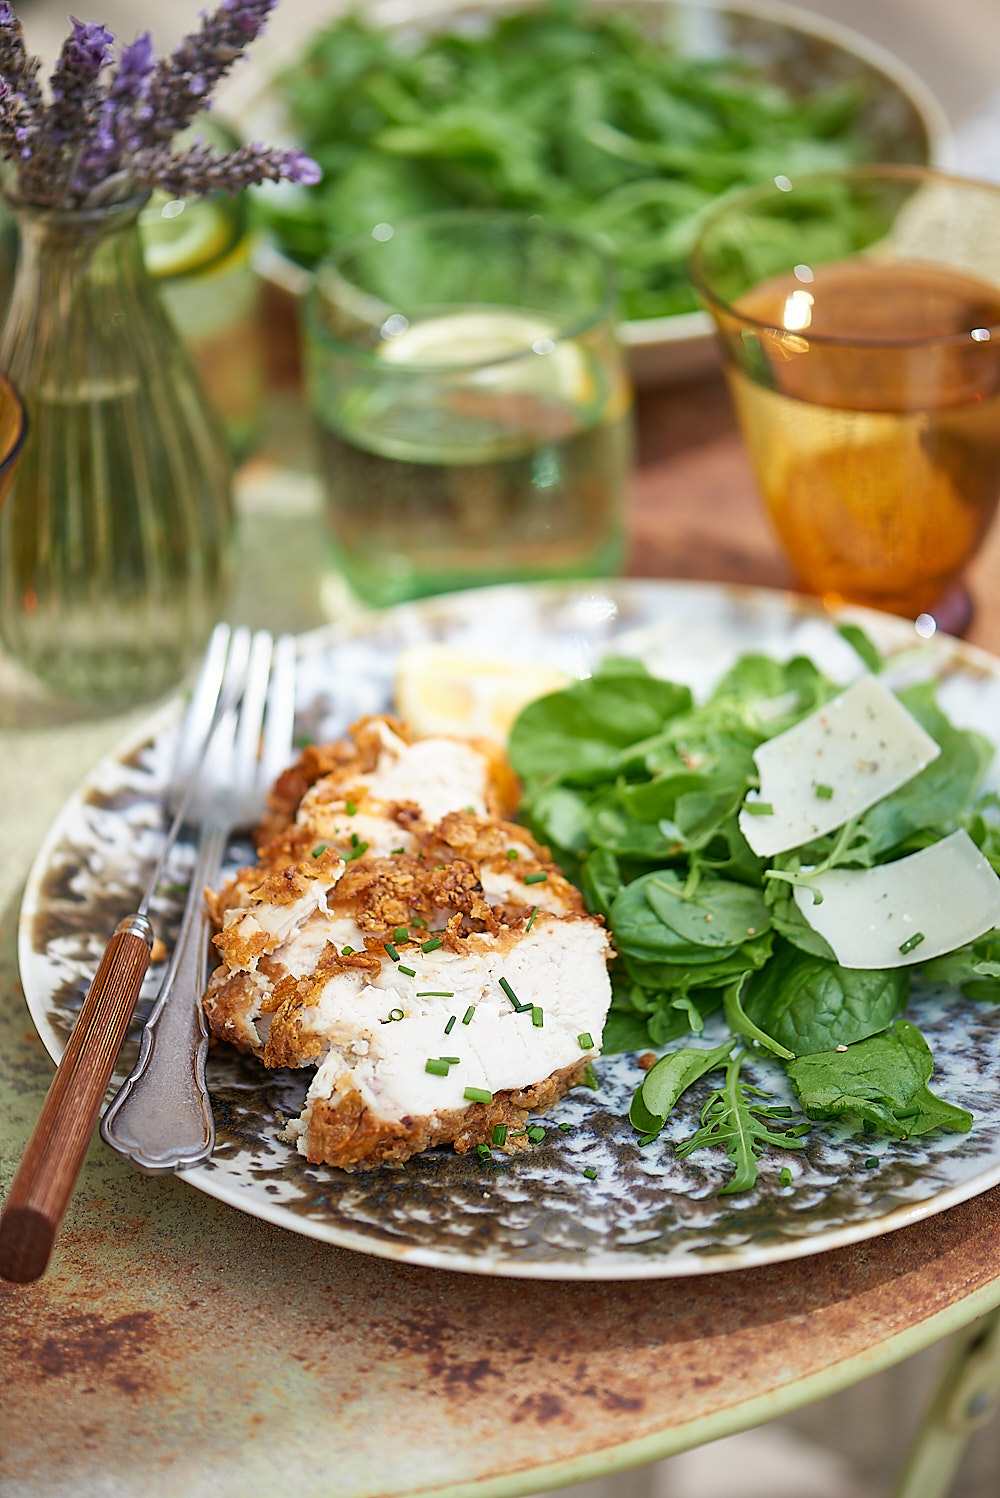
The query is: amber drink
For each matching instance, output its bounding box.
[690,168,1000,627]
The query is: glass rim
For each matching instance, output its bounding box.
[0,371,28,476]
[304,208,618,374]
[687,163,1000,350]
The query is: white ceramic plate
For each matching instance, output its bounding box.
[19,580,1000,1278]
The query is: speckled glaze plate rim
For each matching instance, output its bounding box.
[18,577,1000,1280]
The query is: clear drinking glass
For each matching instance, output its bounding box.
[302,211,633,609]
[689,166,1000,632]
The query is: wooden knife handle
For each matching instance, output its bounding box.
[0,914,153,1284]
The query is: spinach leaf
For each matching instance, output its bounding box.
[922,929,1000,1002]
[643,871,770,948]
[742,942,908,1055]
[580,847,625,919]
[787,1019,973,1137]
[859,682,994,857]
[508,663,692,784]
[629,1036,734,1135]
[674,1048,809,1194]
[836,622,883,674]
[522,784,591,855]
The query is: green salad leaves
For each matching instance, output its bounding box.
[263,0,885,321]
[507,631,995,1193]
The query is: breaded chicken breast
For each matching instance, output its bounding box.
[203,715,612,1170]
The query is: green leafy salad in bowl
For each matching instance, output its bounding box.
[505,623,1000,1195]
[252,0,944,380]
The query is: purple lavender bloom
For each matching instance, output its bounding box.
[131,139,322,198]
[143,0,275,148]
[0,3,316,208]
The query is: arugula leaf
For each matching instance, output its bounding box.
[742,942,908,1055]
[675,1049,809,1194]
[787,1019,973,1137]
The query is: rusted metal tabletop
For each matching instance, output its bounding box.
[4,373,1000,1498]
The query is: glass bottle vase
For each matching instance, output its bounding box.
[0,192,235,706]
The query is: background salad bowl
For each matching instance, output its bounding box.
[227,0,948,385]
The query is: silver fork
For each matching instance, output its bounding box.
[101,624,297,1174]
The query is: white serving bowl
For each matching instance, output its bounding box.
[226,0,948,386]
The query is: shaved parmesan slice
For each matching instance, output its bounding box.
[739,675,940,857]
[792,830,1000,968]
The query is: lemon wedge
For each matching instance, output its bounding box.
[394,643,571,741]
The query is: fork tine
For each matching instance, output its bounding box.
[258,632,297,793]
[201,626,253,794]
[233,631,274,789]
[170,622,231,797]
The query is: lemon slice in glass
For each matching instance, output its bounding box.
[376,309,597,408]
[139,192,242,280]
[394,642,570,742]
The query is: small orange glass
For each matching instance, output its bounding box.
[689,166,1000,632]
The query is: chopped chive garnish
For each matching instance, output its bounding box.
[412,918,427,929]
[344,840,369,862]
[815,783,834,800]
[388,1008,404,1021]
[531,1006,544,1028]
[577,1032,594,1049]
[384,942,400,962]
[422,936,443,953]
[425,1058,450,1076]
[311,844,327,858]
[509,1129,528,1138]
[350,831,360,848]
[393,926,409,944]
[583,1168,597,1181]
[444,1015,456,1034]
[527,1125,545,1143]
[558,1122,572,1133]
[346,799,357,815]
[398,965,416,977]
[416,990,455,998]
[462,1005,476,1025]
[499,977,520,1007]
[341,946,354,956]
[525,906,538,932]
[779,1166,793,1187]
[492,1124,508,1146]
[898,932,925,955]
[441,1056,460,1065]
[744,801,774,816]
[507,848,519,860]
[464,1086,493,1104]
[865,1156,879,1169]
[391,847,404,855]
[524,871,548,885]
[638,1133,659,1146]
[476,1143,491,1161]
